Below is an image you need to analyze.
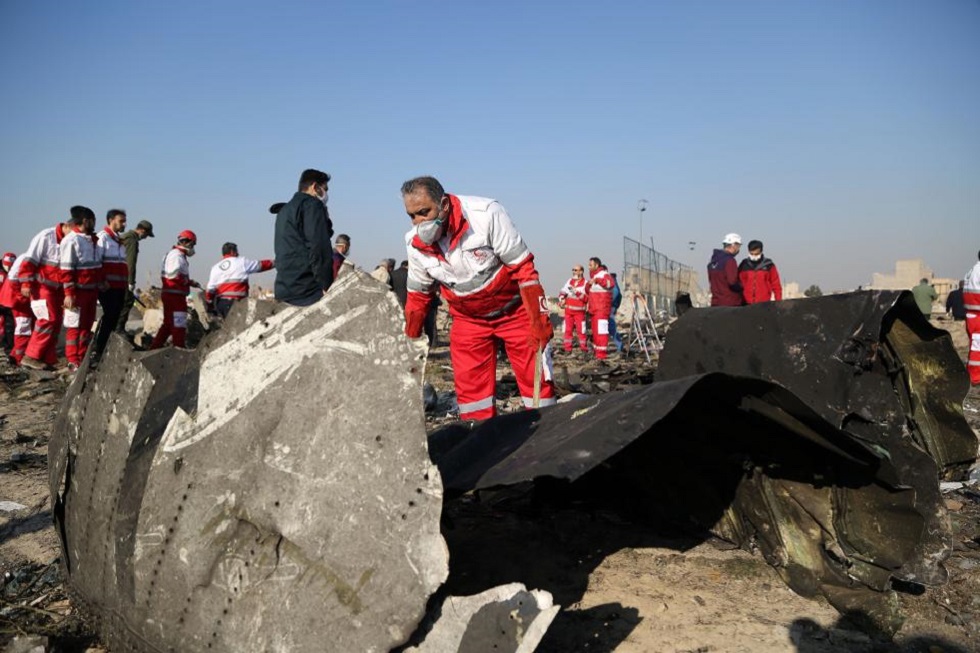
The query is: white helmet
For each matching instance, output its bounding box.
[722,233,742,245]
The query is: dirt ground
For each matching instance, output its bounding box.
[1,315,978,652]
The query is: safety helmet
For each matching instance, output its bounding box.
[177,230,197,244]
[722,233,742,245]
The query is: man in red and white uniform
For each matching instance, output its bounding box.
[60,206,103,369]
[964,250,980,385]
[205,242,275,318]
[586,257,615,360]
[20,211,80,370]
[93,209,129,360]
[150,230,199,350]
[0,254,33,364]
[401,176,556,421]
[558,264,589,353]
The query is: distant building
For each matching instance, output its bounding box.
[869,259,957,306]
[783,282,801,299]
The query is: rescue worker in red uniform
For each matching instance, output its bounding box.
[205,242,275,318]
[401,176,556,421]
[60,206,103,370]
[0,252,15,356]
[20,210,81,370]
[964,250,980,385]
[708,233,744,307]
[151,230,199,350]
[586,257,615,360]
[0,254,32,364]
[558,264,589,353]
[93,209,130,360]
[738,239,782,304]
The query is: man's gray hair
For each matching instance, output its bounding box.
[400,176,444,203]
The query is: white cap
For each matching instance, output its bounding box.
[722,233,742,245]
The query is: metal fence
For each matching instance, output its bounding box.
[622,237,698,317]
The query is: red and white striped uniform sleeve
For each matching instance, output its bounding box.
[206,256,274,302]
[161,249,190,295]
[964,263,980,312]
[560,277,588,310]
[59,230,102,298]
[21,227,61,289]
[97,229,129,290]
[592,268,615,291]
[404,244,436,316]
[0,255,30,309]
[558,279,574,300]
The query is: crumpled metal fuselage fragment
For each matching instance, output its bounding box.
[49,273,448,652]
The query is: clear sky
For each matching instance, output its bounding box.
[1,0,977,295]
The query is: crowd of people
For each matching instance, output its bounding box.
[0,208,155,371]
[0,205,278,370]
[1,171,976,408]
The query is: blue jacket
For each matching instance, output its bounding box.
[611,276,622,312]
[274,192,334,303]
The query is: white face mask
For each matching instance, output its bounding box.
[320,191,329,207]
[416,218,444,245]
[184,245,196,257]
[749,254,762,262]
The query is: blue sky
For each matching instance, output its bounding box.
[1,0,977,295]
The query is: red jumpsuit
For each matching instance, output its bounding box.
[964,262,980,385]
[558,276,589,352]
[0,254,34,364]
[404,194,556,421]
[151,247,192,349]
[60,228,103,365]
[22,225,68,366]
[587,266,615,360]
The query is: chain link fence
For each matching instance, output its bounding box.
[622,237,700,317]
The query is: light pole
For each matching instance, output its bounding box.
[637,199,648,246]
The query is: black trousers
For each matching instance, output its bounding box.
[95,288,126,357]
[0,306,13,353]
[216,298,236,318]
[423,303,438,347]
[116,288,135,332]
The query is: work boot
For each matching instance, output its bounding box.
[19,356,49,371]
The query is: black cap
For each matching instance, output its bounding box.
[136,220,155,237]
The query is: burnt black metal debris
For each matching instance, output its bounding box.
[433,291,977,634]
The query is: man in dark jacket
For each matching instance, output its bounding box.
[115,219,154,332]
[708,233,743,306]
[946,281,966,321]
[391,260,409,307]
[738,239,782,304]
[274,169,334,306]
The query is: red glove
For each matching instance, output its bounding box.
[519,283,553,347]
[405,309,425,338]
